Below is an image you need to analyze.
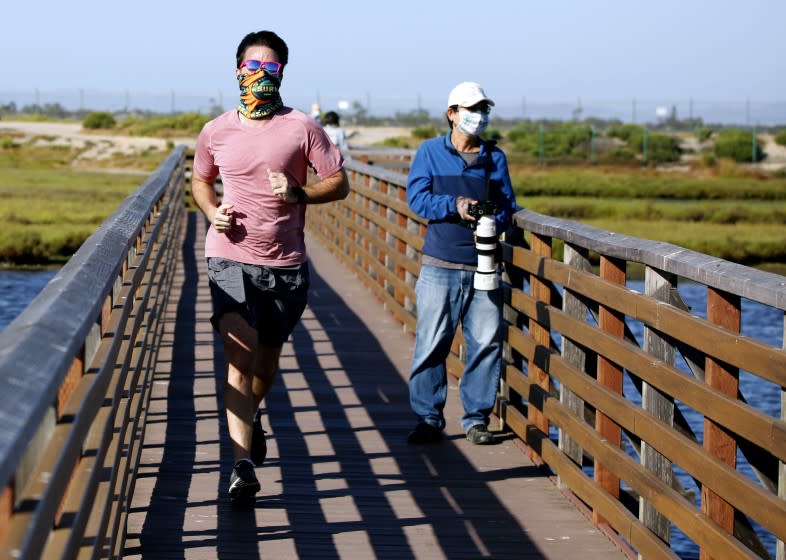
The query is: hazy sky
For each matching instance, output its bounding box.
[2,0,784,120]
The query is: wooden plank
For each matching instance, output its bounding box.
[0,484,11,550]
[512,208,786,311]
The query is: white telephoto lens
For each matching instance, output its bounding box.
[473,215,498,290]
[474,270,499,290]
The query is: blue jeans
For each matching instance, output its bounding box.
[409,264,503,433]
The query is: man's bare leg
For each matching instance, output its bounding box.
[252,344,282,408]
[218,312,259,462]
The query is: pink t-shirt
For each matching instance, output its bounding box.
[193,108,344,265]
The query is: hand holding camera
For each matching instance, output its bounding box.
[456,196,477,222]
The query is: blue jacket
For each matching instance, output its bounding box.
[407,133,518,265]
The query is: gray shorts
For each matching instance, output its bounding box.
[206,257,309,346]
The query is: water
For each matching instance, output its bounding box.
[0,269,59,331]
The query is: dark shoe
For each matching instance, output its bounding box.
[466,424,494,445]
[229,459,260,502]
[251,409,267,466]
[407,422,443,444]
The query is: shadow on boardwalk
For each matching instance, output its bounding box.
[124,214,625,560]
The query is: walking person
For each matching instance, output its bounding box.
[322,110,350,153]
[191,30,349,505]
[405,82,518,445]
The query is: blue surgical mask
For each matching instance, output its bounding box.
[457,110,489,136]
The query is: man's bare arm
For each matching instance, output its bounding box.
[269,169,350,204]
[192,176,234,233]
[304,169,350,203]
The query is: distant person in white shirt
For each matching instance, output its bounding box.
[323,111,349,153]
[309,103,323,125]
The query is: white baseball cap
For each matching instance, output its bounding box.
[447,82,495,108]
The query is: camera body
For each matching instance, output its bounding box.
[466,201,499,291]
[466,200,498,223]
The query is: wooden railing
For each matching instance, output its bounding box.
[0,147,188,559]
[3,144,784,559]
[307,153,786,560]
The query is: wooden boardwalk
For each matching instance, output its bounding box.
[123,213,628,560]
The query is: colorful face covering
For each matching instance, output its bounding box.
[237,70,283,119]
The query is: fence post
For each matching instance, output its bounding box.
[594,255,626,527]
[701,287,740,560]
[640,266,677,548]
[559,244,591,486]
[528,233,552,460]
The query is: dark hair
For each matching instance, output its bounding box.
[445,105,458,130]
[236,30,289,69]
[323,111,340,126]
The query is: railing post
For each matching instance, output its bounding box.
[559,243,591,484]
[640,266,677,551]
[594,255,625,526]
[528,233,552,458]
[701,287,740,560]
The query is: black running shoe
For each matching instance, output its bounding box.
[407,422,443,444]
[251,409,267,467]
[466,424,494,445]
[228,459,260,502]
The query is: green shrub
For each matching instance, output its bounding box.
[482,127,503,143]
[606,147,637,164]
[506,124,593,160]
[775,129,786,147]
[380,136,411,148]
[696,127,713,142]
[117,112,210,136]
[82,112,116,130]
[607,124,644,142]
[714,129,764,162]
[412,125,438,139]
[0,231,46,264]
[626,131,682,163]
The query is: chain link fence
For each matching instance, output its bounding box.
[2,88,785,127]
